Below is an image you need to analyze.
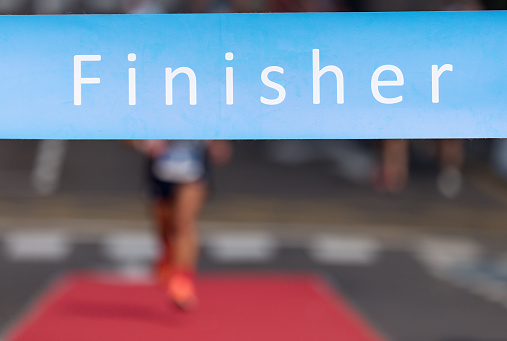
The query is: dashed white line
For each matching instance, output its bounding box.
[205,233,278,262]
[3,232,71,262]
[308,235,380,265]
[414,237,482,273]
[101,233,158,263]
[414,237,507,307]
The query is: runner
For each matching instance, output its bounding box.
[129,140,231,309]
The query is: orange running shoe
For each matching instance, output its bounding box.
[154,257,172,284]
[167,271,198,310]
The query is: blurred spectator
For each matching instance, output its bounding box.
[373,139,409,193]
[432,0,482,198]
[436,139,465,198]
[374,139,465,198]
[373,0,483,197]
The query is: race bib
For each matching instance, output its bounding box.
[152,141,206,183]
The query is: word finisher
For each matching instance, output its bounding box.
[74,49,453,107]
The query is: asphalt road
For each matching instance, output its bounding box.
[1,230,507,341]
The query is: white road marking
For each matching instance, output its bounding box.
[31,140,67,196]
[3,232,71,261]
[415,237,507,307]
[308,235,380,265]
[414,237,482,274]
[1,228,507,310]
[102,233,158,263]
[205,233,278,262]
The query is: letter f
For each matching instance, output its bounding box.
[74,55,101,106]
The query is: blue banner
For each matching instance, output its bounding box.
[0,12,505,139]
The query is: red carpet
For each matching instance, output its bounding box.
[7,273,385,341]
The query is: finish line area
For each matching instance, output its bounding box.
[5,273,383,341]
[0,9,506,341]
